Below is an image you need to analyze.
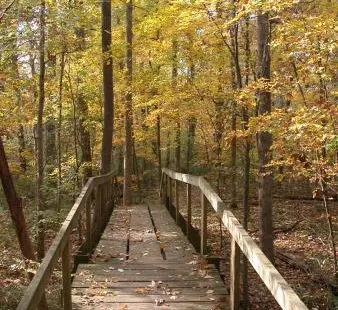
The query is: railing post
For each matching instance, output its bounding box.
[186,183,191,239]
[163,174,167,206]
[62,241,72,310]
[168,177,172,211]
[86,198,92,253]
[95,184,102,239]
[200,191,207,255]
[102,183,107,222]
[175,179,179,224]
[230,237,240,310]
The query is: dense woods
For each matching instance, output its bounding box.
[0,0,337,309]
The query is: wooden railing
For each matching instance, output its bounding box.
[160,168,308,310]
[17,172,116,310]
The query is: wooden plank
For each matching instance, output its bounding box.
[76,262,218,271]
[72,279,225,289]
[162,168,200,187]
[72,301,228,310]
[187,183,192,240]
[74,268,219,278]
[72,287,227,296]
[230,237,240,310]
[74,273,219,282]
[128,205,163,262]
[94,206,129,260]
[200,191,207,255]
[148,204,195,262]
[62,241,72,310]
[175,179,179,224]
[72,293,228,303]
[85,199,92,253]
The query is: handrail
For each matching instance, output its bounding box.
[161,168,308,310]
[17,171,115,310]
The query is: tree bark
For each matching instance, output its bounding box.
[123,0,133,206]
[242,16,251,310]
[257,11,274,263]
[0,137,49,310]
[100,0,113,174]
[36,0,46,262]
[186,117,196,173]
[57,51,65,212]
[76,24,92,183]
[0,137,35,262]
[172,40,180,172]
[156,113,162,182]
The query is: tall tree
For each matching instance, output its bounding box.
[36,0,46,261]
[76,25,92,182]
[257,10,274,263]
[123,0,133,206]
[172,40,181,172]
[100,0,113,174]
[0,136,49,310]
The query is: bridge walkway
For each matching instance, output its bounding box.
[71,203,228,309]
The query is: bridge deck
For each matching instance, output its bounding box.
[72,203,229,309]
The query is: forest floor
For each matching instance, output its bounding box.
[0,183,337,309]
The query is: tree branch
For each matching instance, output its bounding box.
[0,0,16,22]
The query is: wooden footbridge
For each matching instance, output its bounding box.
[17,169,308,310]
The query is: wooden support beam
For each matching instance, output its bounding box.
[186,183,191,239]
[175,179,179,223]
[169,177,172,211]
[230,237,240,310]
[86,199,92,253]
[62,241,72,310]
[163,174,167,206]
[200,191,207,255]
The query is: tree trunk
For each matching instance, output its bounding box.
[123,0,133,206]
[78,93,92,182]
[0,137,49,310]
[100,0,113,174]
[0,137,35,262]
[186,117,196,173]
[172,40,180,172]
[57,51,65,212]
[257,11,274,263]
[166,130,171,168]
[242,16,251,310]
[156,113,162,182]
[36,0,46,261]
[76,24,92,183]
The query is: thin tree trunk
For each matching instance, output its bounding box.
[175,122,181,172]
[257,11,274,263]
[242,16,251,310]
[186,58,196,174]
[36,0,46,262]
[156,113,162,182]
[123,0,133,206]
[100,0,113,174]
[186,117,196,173]
[166,130,171,168]
[57,51,65,213]
[229,0,241,208]
[0,137,49,310]
[172,40,180,172]
[0,137,35,264]
[76,25,92,183]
